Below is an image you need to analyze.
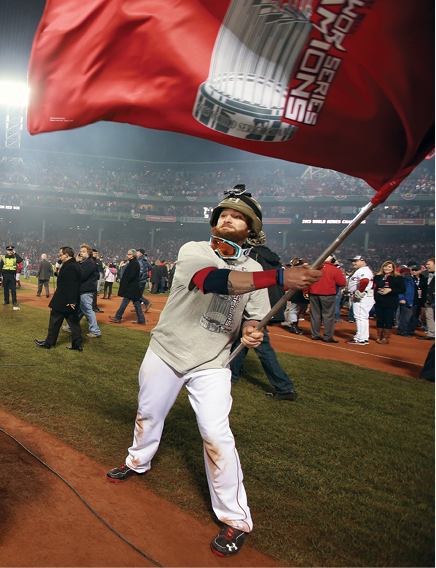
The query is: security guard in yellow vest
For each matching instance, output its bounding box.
[1,245,23,305]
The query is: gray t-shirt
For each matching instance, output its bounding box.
[150,241,270,374]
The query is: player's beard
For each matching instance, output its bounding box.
[211,225,250,245]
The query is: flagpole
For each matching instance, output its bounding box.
[225,200,378,367]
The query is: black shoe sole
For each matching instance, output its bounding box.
[107,471,137,483]
[211,546,241,557]
[265,392,298,401]
[34,343,51,349]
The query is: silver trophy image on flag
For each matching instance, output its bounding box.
[193,0,313,142]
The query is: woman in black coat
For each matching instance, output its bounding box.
[373,261,406,344]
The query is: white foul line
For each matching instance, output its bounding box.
[272,332,423,366]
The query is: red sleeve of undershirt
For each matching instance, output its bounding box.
[190,266,218,293]
[358,278,369,292]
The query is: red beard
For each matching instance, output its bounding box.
[211,225,250,245]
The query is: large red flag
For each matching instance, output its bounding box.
[27,0,434,203]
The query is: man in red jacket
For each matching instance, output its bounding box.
[307,255,346,343]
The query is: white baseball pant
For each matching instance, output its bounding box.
[351,296,374,341]
[126,347,252,532]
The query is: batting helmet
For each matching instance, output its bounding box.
[210,184,263,237]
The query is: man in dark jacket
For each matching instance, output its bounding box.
[136,248,152,311]
[230,232,299,401]
[417,258,435,340]
[109,249,145,325]
[62,244,101,338]
[150,262,160,293]
[1,245,23,306]
[408,264,427,336]
[92,249,104,313]
[36,254,53,298]
[247,234,286,324]
[34,246,83,351]
[397,267,416,337]
[157,261,169,293]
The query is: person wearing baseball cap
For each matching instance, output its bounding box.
[0,245,23,306]
[349,254,365,263]
[346,255,374,345]
[106,185,322,557]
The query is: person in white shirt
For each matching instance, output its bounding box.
[346,255,374,345]
[105,185,322,557]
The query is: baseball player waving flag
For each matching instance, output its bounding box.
[107,186,322,557]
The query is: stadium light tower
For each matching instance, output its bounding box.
[0,82,29,149]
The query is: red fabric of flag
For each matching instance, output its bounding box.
[27,0,434,202]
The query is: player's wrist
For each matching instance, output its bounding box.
[242,319,260,329]
[252,269,282,290]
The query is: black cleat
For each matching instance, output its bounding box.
[107,464,138,483]
[66,345,83,351]
[211,525,249,557]
[265,390,298,401]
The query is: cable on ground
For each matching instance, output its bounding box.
[0,427,164,568]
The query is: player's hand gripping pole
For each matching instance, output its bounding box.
[224,201,378,367]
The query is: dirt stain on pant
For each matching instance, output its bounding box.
[130,456,140,468]
[204,440,222,473]
[135,412,153,443]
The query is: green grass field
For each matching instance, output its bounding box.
[0,297,434,567]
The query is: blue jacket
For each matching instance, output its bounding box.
[138,254,152,282]
[398,274,415,307]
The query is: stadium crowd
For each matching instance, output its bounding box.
[0,192,434,221]
[1,229,433,274]
[0,155,434,198]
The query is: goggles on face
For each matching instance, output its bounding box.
[209,236,244,260]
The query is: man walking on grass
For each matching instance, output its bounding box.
[133,248,152,313]
[36,254,53,298]
[109,249,146,325]
[34,246,83,351]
